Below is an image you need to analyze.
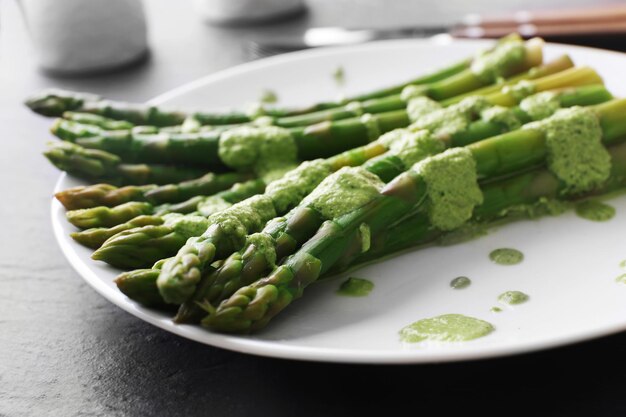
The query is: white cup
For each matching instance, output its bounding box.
[19,0,148,74]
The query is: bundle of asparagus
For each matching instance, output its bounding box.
[28,34,626,335]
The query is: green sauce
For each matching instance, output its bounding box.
[336,277,374,297]
[405,96,441,123]
[218,126,298,181]
[503,80,536,102]
[358,223,371,253]
[409,96,491,138]
[379,128,445,167]
[399,314,494,343]
[181,116,201,133]
[196,196,232,217]
[265,159,332,213]
[620,260,626,269]
[300,166,384,220]
[519,91,560,121]
[165,213,210,238]
[498,290,529,305]
[524,106,611,195]
[450,276,471,289]
[489,248,524,265]
[413,147,483,231]
[245,233,277,267]
[498,197,570,220]
[575,200,615,222]
[490,306,503,313]
[208,195,276,248]
[259,89,278,104]
[360,113,381,142]
[345,101,364,116]
[480,106,521,131]
[470,39,526,83]
[401,85,429,102]
[333,66,345,86]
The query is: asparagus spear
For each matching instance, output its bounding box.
[301,34,529,109]
[49,110,408,167]
[114,259,224,309]
[114,268,167,308]
[62,111,134,130]
[44,55,569,153]
[201,99,626,332]
[267,38,545,128]
[92,214,212,269]
[25,35,525,123]
[72,179,265,248]
[55,171,252,210]
[44,141,207,185]
[48,64,598,172]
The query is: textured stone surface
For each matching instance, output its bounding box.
[1,1,626,416]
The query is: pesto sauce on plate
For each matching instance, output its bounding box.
[489,248,524,265]
[575,200,616,222]
[337,277,374,297]
[399,314,494,343]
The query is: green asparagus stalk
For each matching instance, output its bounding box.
[441,54,573,106]
[69,179,263,231]
[114,258,224,309]
[270,38,545,128]
[48,65,599,169]
[24,35,525,123]
[92,214,212,269]
[114,268,168,308]
[303,34,531,108]
[45,56,569,153]
[44,141,208,185]
[55,184,155,210]
[62,111,134,130]
[55,171,252,210]
[201,99,626,332]
[72,179,265,249]
[73,215,165,249]
[48,111,407,166]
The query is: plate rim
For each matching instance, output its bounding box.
[53,38,626,364]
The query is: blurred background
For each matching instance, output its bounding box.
[3,0,625,94]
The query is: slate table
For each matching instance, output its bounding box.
[2,0,625,415]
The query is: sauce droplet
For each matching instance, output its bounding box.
[259,89,278,104]
[489,248,524,265]
[450,276,471,289]
[490,306,502,313]
[498,290,529,305]
[332,66,345,86]
[399,314,494,343]
[336,277,374,297]
[575,200,615,222]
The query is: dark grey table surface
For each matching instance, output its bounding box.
[2,1,626,416]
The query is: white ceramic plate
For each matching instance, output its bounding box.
[53,38,626,364]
